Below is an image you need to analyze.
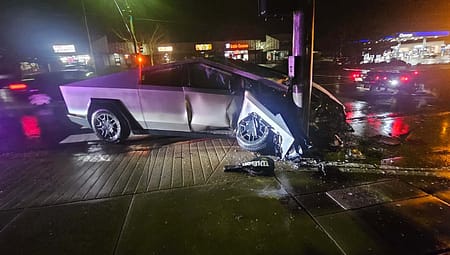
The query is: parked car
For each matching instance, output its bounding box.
[60,58,351,158]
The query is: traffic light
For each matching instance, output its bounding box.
[258,0,296,17]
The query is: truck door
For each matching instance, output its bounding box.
[184,63,241,132]
[139,65,190,132]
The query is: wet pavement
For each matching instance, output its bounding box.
[0,135,449,254]
[0,68,450,254]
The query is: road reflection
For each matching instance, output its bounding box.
[0,105,84,153]
[21,115,41,139]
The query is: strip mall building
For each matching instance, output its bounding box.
[360,31,450,65]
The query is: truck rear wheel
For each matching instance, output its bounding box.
[90,108,130,143]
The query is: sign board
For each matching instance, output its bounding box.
[52,45,76,53]
[195,44,213,51]
[157,46,173,52]
[226,43,249,50]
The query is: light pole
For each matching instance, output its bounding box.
[81,0,97,73]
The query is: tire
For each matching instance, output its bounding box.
[236,113,272,152]
[90,108,130,143]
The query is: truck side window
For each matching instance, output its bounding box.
[189,63,232,90]
[141,66,185,87]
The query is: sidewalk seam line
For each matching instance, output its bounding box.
[275,176,347,255]
[113,194,135,255]
[0,209,25,234]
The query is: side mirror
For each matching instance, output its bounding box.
[292,84,302,108]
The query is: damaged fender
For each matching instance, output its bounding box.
[238,91,295,158]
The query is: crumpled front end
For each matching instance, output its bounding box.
[237,91,296,159]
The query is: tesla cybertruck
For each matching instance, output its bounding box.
[61,58,350,158]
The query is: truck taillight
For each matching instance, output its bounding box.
[8,83,28,91]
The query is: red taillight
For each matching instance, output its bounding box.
[383,76,388,80]
[400,76,409,82]
[375,76,380,80]
[8,83,28,90]
[413,71,419,75]
[351,73,361,81]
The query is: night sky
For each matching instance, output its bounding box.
[0,0,449,57]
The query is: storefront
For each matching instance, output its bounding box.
[224,42,250,61]
[156,45,173,64]
[52,44,92,69]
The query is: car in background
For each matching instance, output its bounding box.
[346,60,424,94]
[361,69,423,93]
[1,69,94,106]
[60,58,351,158]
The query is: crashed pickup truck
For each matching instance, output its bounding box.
[61,58,351,158]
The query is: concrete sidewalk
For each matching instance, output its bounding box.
[0,138,449,254]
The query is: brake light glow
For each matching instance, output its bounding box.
[400,76,409,82]
[383,77,388,80]
[9,83,28,90]
[375,76,380,80]
[413,71,419,75]
[351,73,362,81]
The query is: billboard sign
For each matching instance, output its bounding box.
[52,44,76,53]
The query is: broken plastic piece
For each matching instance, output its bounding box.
[224,156,275,176]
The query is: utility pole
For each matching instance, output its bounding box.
[81,0,96,73]
[125,0,138,54]
[289,0,315,138]
[113,0,138,54]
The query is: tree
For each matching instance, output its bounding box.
[139,24,166,66]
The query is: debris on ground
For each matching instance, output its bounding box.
[224,156,275,176]
[381,157,404,166]
[373,135,402,146]
[346,148,366,160]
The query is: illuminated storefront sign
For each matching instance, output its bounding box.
[195,44,213,51]
[398,31,450,39]
[158,46,173,52]
[52,44,76,53]
[225,43,249,50]
[398,33,413,38]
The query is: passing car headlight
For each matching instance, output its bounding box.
[390,80,399,86]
